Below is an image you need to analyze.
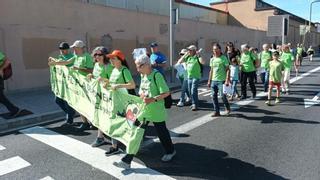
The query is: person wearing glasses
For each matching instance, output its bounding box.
[48,40,94,131]
[87,46,113,147]
[113,54,175,170]
[103,50,136,156]
[177,45,205,111]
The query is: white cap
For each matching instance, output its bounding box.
[187,45,197,51]
[179,49,188,55]
[70,40,85,48]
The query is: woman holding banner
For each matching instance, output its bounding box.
[113,54,175,170]
[103,50,136,155]
[87,46,114,147]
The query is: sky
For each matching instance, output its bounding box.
[186,0,320,23]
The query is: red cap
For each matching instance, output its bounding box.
[107,50,125,61]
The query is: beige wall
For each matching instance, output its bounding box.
[0,0,276,92]
[213,0,274,31]
[212,0,320,47]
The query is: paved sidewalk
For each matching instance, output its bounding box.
[0,67,210,134]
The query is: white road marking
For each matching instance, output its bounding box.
[142,66,320,147]
[202,92,212,97]
[0,145,6,151]
[20,127,175,180]
[39,176,55,180]
[198,89,211,95]
[0,156,31,176]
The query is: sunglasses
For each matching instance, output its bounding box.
[94,53,104,57]
[137,63,145,68]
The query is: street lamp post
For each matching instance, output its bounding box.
[308,0,320,45]
[169,0,175,83]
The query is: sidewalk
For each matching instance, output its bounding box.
[0,67,210,134]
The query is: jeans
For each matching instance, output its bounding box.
[0,77,19,114]
[187,78,199,108]
[122,121,174,164]
[240,71,256,98]
[211,81,230,114]
[55,96,75,123]
[262,71,269,92]
[231,80,239,96]
[179,77,190,103]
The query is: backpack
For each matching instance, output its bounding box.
[121,68,137,96]
[153,72,172,109]
[3,60,12,80]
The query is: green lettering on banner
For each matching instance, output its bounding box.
[50,66,145,154]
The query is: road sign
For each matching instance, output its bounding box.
[304,92,320,108]
[267,15,288,37]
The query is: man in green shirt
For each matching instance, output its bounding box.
[177,45,205,111]
[52,42,76,127]
[240,44,257,99]
[207,43,231,117]
[0,51,21,118]
[280,44,294,94]
[259,44,272,92]
[48,40,94,130]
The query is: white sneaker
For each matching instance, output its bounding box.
[113,161,131,170]
[161,150,176,162]
[177,101,184,107]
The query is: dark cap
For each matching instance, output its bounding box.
[59,42,70,50]
[150,42,158,48]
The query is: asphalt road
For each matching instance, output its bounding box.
[1,58,320,180]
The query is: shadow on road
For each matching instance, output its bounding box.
[136,143,288,180]
[230,114,319,124]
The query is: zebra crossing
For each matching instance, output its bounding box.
[0,144,54,180]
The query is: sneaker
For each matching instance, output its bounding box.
[176,101,184,107]
[113,161,131,170]
[91,137,105,147]
[191,105,198,111]
[105,147,121,156]
[60,122,73,127]
[76,123,90,131]
[265,100,271,106]
[225,109,231,116]
[9,109,22,118]
[275,98,280,104]
[240,96,247,100]
[161,150,176,162]
[211,112,221,117]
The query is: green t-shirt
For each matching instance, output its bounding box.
[280,52,294,70]
[73,52,94,76]
[297,47,303,55]
[185,55,201,79]
[240,52,256,72]
[260,51,271,70]
[109,66,133,85]
[138,71,169,122]
[57,53,74,67]
[210,55,229,81]
[269,60,284,83]
[92,63,113,79]
[0,52,5,67]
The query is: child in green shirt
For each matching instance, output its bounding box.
[266,51,284,106]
